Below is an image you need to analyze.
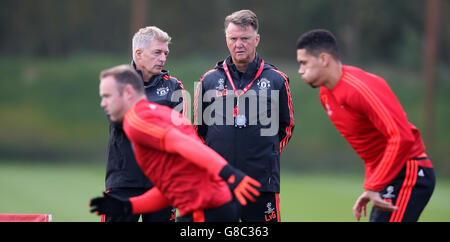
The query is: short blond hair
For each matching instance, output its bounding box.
[132,26,171,58]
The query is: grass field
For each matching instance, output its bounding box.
[0,161,449,222]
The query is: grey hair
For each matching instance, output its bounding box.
[132,26,171,60]
[224,9,259,35]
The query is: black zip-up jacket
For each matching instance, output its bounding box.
[194,54,295,193]
[104,61,185,190]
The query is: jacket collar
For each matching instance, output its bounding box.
[130,60,169,88]
[216,53,266,82]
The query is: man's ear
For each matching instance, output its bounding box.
[319,52,331,67]
[134,49,142,61]
[255,33,260,47]
[123,84,135,100]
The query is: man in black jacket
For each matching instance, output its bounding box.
[193,10,295,222]
[103,26,185,222]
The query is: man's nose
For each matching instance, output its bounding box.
[159,53,167,62]
[100,99,106,108]
[235,39,244,48]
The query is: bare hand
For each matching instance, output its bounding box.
[353,190,397,221]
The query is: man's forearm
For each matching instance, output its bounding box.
[164,128,227,175]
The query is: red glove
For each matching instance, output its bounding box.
[219,164,261,206]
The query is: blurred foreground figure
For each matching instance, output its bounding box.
[296,29,435,222]
[90,65,260,222]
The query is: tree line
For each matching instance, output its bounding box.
[1,0,448,69]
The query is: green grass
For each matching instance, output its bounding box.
[1,161,449,222]
[280,172,450,222]
[0,161,105,222]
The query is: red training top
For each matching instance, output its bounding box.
[319,65,431,192]
[123,99,231,216]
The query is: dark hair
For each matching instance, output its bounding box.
[224,9,259,33]
[296,29,339,60]
[99,64,144,94]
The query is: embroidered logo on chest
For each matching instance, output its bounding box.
[215,78,228,97]
[257,77,271,90]
[156,86,169,96]
[321,94,333,116]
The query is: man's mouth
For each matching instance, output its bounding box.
[309,83,317,89]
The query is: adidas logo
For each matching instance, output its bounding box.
[418,169,425,177]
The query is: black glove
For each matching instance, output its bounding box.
[219,164,261,206]
[89,192,132,216]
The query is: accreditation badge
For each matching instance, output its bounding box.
[234,114,247,128]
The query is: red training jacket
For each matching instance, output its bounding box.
[123,99,231,216]
[319,65,428,191]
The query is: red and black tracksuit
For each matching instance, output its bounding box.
[320,65,435,222]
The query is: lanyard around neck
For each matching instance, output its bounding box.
[222,59,265,98]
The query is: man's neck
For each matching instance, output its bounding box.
[234,62,249,73]
[130,96,146,109]
[324,61,343,89]
[231,54,256,73]
[141,71,154,83]
[134,62,156,82]
[120,95,146,123]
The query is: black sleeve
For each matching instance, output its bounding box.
[277,74,295,153]
[193,78,208,142]
[170,80,186,116]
